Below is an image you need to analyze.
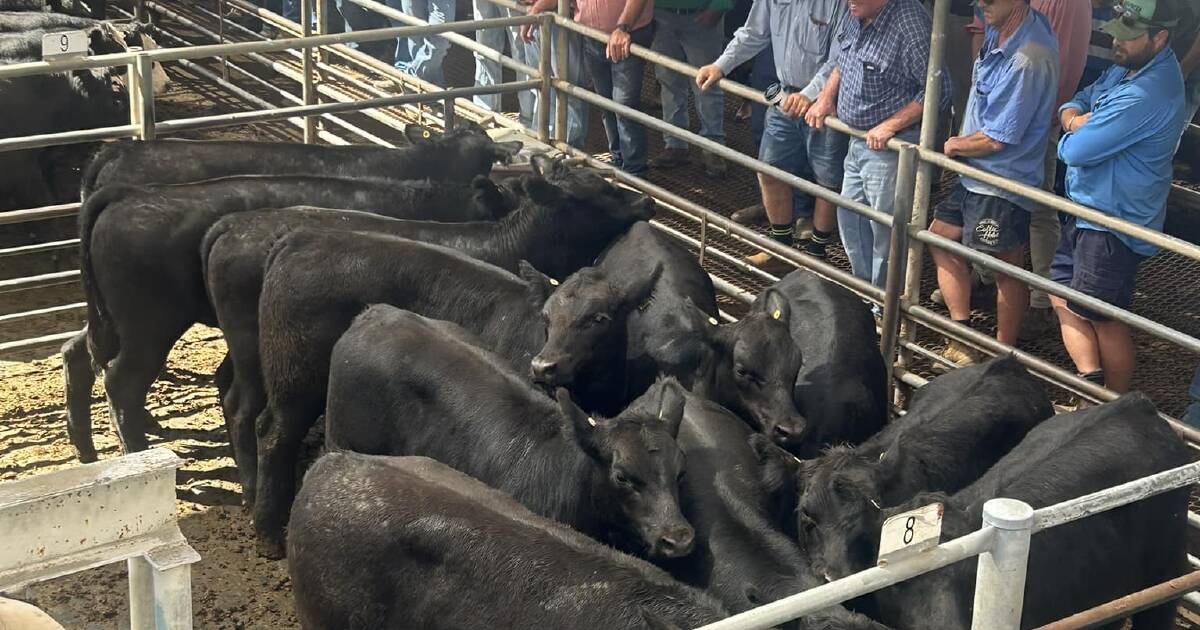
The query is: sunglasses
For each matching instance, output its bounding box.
[1111,1,1177,29]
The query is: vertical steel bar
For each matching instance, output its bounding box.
[127,556,154,630]
[151,563,194,630]
[134,0,146,22]
[971,499,1034,630]
[302,0,317,143]
[537,12,553,141]
[317,0,330,64]
[218,0,229,81]
[135,53,156,141]
[125,48,144,140]
[444,97,457,130]
[881,146,918,389]
[898,0,950,369]
[554,0,569,143]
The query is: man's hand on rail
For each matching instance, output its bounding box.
[607,28,632,61]
[696,64,723,90]
[694,9,723,27]
[519,0,557,42]
[865,122,898,151]
[804,95,835,129]
[781,93,811,118]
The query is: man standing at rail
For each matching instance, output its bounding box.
[803,0,951,288]
[694,0,849,272]
[928,0,1059,369]
[1052,0,1188,393]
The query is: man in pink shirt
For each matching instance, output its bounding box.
[526,0,655,173]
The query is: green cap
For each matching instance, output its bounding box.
[1099,0,1177,41]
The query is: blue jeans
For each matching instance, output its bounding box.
[334,0,397,61]
[582,27,652,173]
[473,0,538,128]
[748,47,774,150]
[1186,366,1200,428]
[652,9,724,149]
[838,132,918,288]
[394,0,454,85]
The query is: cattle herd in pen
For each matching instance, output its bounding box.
[1,3,1195,624]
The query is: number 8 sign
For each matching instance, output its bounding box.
[877,502,944,567]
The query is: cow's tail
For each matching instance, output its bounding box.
[79,185,136,366]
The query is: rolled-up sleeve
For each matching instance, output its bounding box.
[714,0,770,75]
[1058,88,1157,166]
[981,49,1059,145]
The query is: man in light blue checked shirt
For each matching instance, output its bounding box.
[805,0,952,289]
[695,0,850,273]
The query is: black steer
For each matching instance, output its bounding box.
[0,10,102,30]
[79,121,521,198]
[874,393,1191,630]
[289,452,726,630]
[0,0,91,15]
[756,357,1052,582]
[251,233,647,558]
[326,305,696,562]
[63,175,507,462]
[751,270,887,456]
[653,394,892,630]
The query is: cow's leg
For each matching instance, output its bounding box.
[254,404,310,559]
[62,329,98,463]
[102,328,182,453]
[221,326,269,505]
[214,355,234,413]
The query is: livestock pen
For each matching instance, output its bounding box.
[2,0,1200,626]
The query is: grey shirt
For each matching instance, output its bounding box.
[713,0,849,90]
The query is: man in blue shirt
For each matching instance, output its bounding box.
[804,0,952,288]
[695,0,849,271]
[1051,0,1188,393]
[929,0,1059,369]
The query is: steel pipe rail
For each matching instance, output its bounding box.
[0,270,80,294]
[695,527,997,630]
[0,124,138,154]
[0,303,87,326]
[0,330,82,355]
[1033,571,1200,630]
[0,239,79,258]
[1032,460,1200,532]
[0,203,80,226]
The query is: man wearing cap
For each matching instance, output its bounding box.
[1052,0,1189,393]
[694,0,850,272]
[930,0,1059,369]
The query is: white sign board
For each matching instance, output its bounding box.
[41,31,88,61]
[877,502,943,566]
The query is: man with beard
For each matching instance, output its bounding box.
[1052,0,1189,394]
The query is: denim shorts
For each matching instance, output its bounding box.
[758,105,849,190]
[1049,216,1144,322]
[934,183,1030,253]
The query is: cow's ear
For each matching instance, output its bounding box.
[453,119,488,136]
[761,287,792,326]
[521,176,565,207]
[639,608,681,630]
[653,379,686,438]
[469,176,512,220]
[556,387,602,456]
[619,263,663,313]
[748,433,800,493]
[530,154,556,177]
[517,260,556,307]
[404,124,438,145]
[490,141,523,164]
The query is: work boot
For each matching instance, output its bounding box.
[794,216,814,241]
[1018,306,1056,343]
[650,147,690,169]
[731,204,766,225]
[702,151,728,177]
[746,251,795,277]
[929,270,996,308]
[931,339,981,373]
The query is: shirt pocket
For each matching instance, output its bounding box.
[859,52,894,99]
[800,5,836,55]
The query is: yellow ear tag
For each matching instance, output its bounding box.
[708,317,719,326]
[772,309,782,320]
[421,131,431,139]
[587,416,597,427]
[549,278,559,286]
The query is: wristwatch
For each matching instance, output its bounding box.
[616,22,632,34]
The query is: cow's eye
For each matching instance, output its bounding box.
[614,470,640,489]
[593,313,611,324]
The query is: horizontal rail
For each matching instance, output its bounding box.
[0,239,79,258]
[0,124,138,154]
[0,303,87,326]
[0,270,80,294]
[695,527,996,630]
[0,329,81,355]
[1032,570,1200,630]
[0,203,80,226]
[0,15,538,80]
[1033,460,1200,532]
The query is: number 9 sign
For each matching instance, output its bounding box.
[41,30,88,61]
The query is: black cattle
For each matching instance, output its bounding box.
[62,175,508,462]
[289,452,725,630]
[79,121,522,198]
[202,163,652,496]
[875,393,1191,629]
[755,357,1052,582]
[536,265,806,448]
[0,10,100,30]
[0,0,92,16]
[653,394,892,630]
[532,221,719,409]
[751,270,887,456]
[251,233,637,557]
[327,305,695,564]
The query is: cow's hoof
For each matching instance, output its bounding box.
[76,449,98,464]
[257,537,286,560]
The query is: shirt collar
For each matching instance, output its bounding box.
[984,7,1037,59]
[862,0,902,33]
[1123,46,1178,83]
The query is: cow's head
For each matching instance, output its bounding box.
[531,264,662,389]
[527,154,656,222]
[468,175,517,220]
[403,121,523,176]
[558,379,694,559]
[794,446,885,582]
